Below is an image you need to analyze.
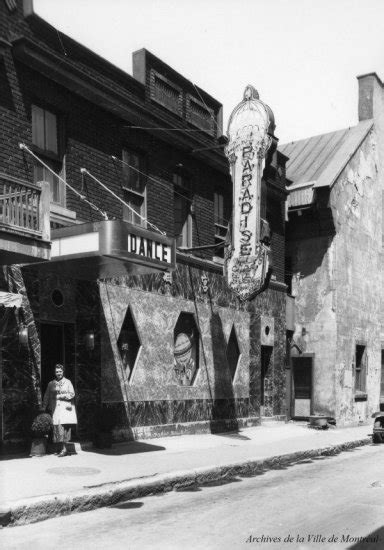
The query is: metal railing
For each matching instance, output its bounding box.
[0,174,50,240]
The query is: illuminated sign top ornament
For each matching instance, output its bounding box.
[224,85,273,301]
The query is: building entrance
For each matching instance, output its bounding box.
[292,356,313,418]
[40,323,74,397]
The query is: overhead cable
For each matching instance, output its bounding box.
[111,155,193,204]
[18,143,108,220]
[81,168,165,236]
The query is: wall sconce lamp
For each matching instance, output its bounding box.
[18,324,29,346]
[84,330,95,351]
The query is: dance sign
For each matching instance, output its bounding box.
[224,85,272,300]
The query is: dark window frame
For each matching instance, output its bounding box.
[354,343,367,395]
[121,148,147,228]
[31,103,66,207]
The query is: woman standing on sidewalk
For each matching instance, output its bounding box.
[43,363,77,457]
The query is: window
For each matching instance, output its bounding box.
[214,191,227,259]
[355,344,367,393]
[32,105,65,207]
[381,350,384,398]
[122,150,146,227]
[174,194,192,248]
[173,172,192,248]
[214,192,224,226]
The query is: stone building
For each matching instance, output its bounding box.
[281,73,384,425]
[0,0,288,449]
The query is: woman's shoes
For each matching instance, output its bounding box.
[57,450,68,457]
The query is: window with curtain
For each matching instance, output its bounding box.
[32,104,65,207]
[174,193,192,248]
[173,171,192,248]
[122,149,147,227]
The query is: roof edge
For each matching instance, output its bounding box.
[314,120,374,189]
[356,72,383,87]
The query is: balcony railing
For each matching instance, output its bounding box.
[0,174,50,241]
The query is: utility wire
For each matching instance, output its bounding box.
[127,126,205,132]
[18,143,108,220]
[113,155,232,226]
[81,168,165,236]
[192,83,221,135]
[112,155,195,205]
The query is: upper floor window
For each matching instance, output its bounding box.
[32,105,58,154]
[214,192,225,226]
[174,193,192,248]
[32,105,65,207]
[214,191,227,259]
[122,149,146,227]
[173,171,192,248]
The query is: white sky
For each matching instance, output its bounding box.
[34,0,384,144]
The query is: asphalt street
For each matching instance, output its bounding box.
[1,444,384,550]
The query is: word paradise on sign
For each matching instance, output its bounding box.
[224,85,273,301]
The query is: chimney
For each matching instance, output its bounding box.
[357,72,383,121]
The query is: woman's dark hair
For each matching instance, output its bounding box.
[54,363,65,373]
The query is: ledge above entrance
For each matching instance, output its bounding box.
[33,220,175,280]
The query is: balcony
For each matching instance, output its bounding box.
[0,174,51,264]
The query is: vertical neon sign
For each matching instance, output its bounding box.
[225,86,272,300]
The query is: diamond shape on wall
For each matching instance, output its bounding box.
[173,312,200,386]
[117,307,141,381]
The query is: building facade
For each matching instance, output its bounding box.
[0,0,288,448]
[282,74,384,426]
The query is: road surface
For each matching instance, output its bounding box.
[1,444,384,550]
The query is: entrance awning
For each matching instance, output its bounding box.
[33,220,175,280]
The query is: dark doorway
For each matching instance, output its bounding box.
[261,345,273,417]
[40,322,70,396]
[292,356,313,418]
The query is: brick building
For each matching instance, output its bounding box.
[282,74,384,426]
[0,0,288,448]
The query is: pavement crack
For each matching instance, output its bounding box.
[84,473,159,489]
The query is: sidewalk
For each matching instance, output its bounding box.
[0,422,372,527]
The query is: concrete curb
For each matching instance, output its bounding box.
[0,436,371,527]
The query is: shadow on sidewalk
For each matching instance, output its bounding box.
[109,501,144,510]
[82,440,166,456]
[213,432,251,441]
[0,451,31,461]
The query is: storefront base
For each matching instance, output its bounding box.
[112,415,287,442]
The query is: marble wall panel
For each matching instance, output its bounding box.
[39,273,76,323]
[1,254,287,443]
[75,280,102,439]
[99,281,251,407]
[105,397,250,428]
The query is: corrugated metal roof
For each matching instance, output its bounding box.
[279,120,374,202]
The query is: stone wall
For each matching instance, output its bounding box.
[287,129,382,424]
[332,130,382,424]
